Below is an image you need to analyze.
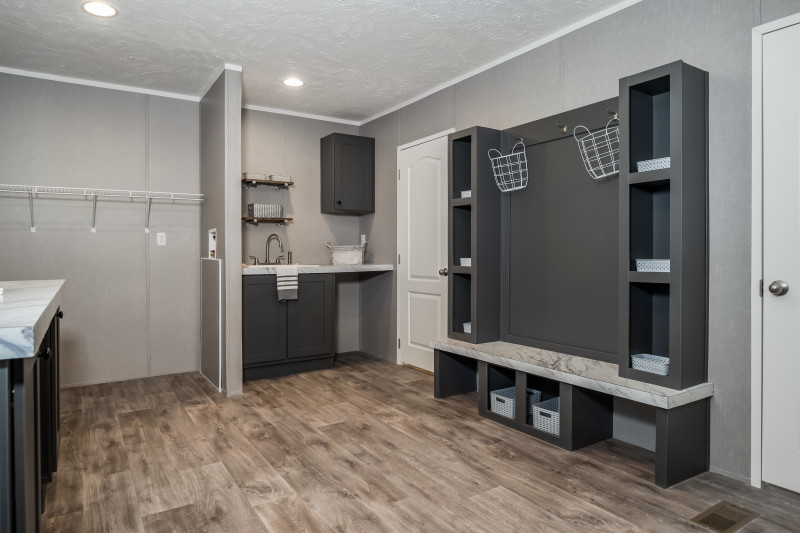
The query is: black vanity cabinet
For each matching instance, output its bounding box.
[321,133,375,214]
[243,274,335,380]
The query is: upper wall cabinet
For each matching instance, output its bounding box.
[321,133,375,214]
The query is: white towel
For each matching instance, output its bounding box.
[275,264,298,301]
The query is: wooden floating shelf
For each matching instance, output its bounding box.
[241,178,294,188]
[242,216,293,226]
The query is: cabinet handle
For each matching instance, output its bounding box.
[337,200,342,204]
[57,310,64,319]
[39,347,52,361]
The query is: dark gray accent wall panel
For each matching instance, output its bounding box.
[504,100,619,363]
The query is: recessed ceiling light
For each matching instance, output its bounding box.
[283,78,304,87]
[81,1,118,18]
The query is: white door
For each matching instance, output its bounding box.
[397,132,450,372]
[762,21,800,494]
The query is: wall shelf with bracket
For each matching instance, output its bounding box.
[0,183,203,233]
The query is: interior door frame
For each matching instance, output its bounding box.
[396,128,455,365]
[750,12,800,489]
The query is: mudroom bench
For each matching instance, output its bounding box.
[431,338,714,488]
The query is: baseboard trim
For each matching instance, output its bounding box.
[62,368,201,388]
[709,466,750,485]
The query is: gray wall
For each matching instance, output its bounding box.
[200,68,244,396]
[241,109,362,353]
[0,72,200,386]
[359,0,800,482]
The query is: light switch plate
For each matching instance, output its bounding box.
[157,232,166,246]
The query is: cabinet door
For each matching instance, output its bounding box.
[243,276,287,364]
[335,134,374,213]
[287,274,334,359]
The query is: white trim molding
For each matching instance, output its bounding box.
[242,104,361,126]
[0,65,200,101]
[750,11,800,490]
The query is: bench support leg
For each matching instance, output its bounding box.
[655,398,710,488]
[434,349,478,399]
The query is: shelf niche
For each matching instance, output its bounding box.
[629,75,671,173]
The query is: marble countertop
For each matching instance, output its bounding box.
[0,280,64,360]
[431,337,713,409]
[242,264,394,275]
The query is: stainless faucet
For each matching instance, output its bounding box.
[266,234,284,264]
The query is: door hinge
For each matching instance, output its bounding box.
[397,253,400,264]
[397,169,400,180]
[398,338,401,349]
[760,279,764,297]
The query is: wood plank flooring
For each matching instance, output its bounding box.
[42,352,800,532]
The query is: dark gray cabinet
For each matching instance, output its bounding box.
[618,61,708,390]
[243,274,335,380]
[448,126,504,343]
[321,133,375,214]
[243,276,287,365]
[1,307,61,533]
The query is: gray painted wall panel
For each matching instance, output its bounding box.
[241,108,362,353]
[0,73,200,385]
[359,112,399,361]
[359,0,788,480]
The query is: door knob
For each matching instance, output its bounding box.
[769,280,789,296]
[439,267,448,276]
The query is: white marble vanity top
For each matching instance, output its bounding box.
[242,264,394,275]
[0,280,64,360]
[431,337,713,409]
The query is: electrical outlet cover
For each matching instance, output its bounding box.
[157,232,166,246]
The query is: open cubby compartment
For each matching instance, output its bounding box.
[452,205,472,265]
[486,364,516,414]
[629,75,670,173]
[451,273,472,335]
[524,374,560,423]
[451,135,472,199]
[629,282,670,373]
[629,182,670,269]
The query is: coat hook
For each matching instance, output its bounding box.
[607,109,619,119]
[556,122,567,134]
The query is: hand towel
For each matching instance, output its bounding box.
[276,264,298,302]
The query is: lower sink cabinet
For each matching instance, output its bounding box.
[243,274,334,380]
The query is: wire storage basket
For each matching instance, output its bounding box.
[488,141,529,192]
[574,118,620,180]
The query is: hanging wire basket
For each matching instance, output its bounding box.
[574,118,620,180]
[488,141,529,192]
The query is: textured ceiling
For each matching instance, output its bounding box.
[0,0,629,121]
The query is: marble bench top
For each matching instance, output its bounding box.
[431,337,713,409]
[0,280,64,360]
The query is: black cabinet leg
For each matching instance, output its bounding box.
[434,349,478,399]
[655,399,709,488]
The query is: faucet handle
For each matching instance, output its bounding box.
[248,255,259,265]
[275,255,285,264]
[287,251,293,264]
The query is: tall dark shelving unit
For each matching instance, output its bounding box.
[618,61,709,390]
[448,126,504,343]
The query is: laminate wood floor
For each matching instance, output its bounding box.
[42,352,800,532]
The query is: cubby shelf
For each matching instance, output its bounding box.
[628,271,670,284]
[619,60,708,390]
[447,127,503,343]
[629,168,670,186]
